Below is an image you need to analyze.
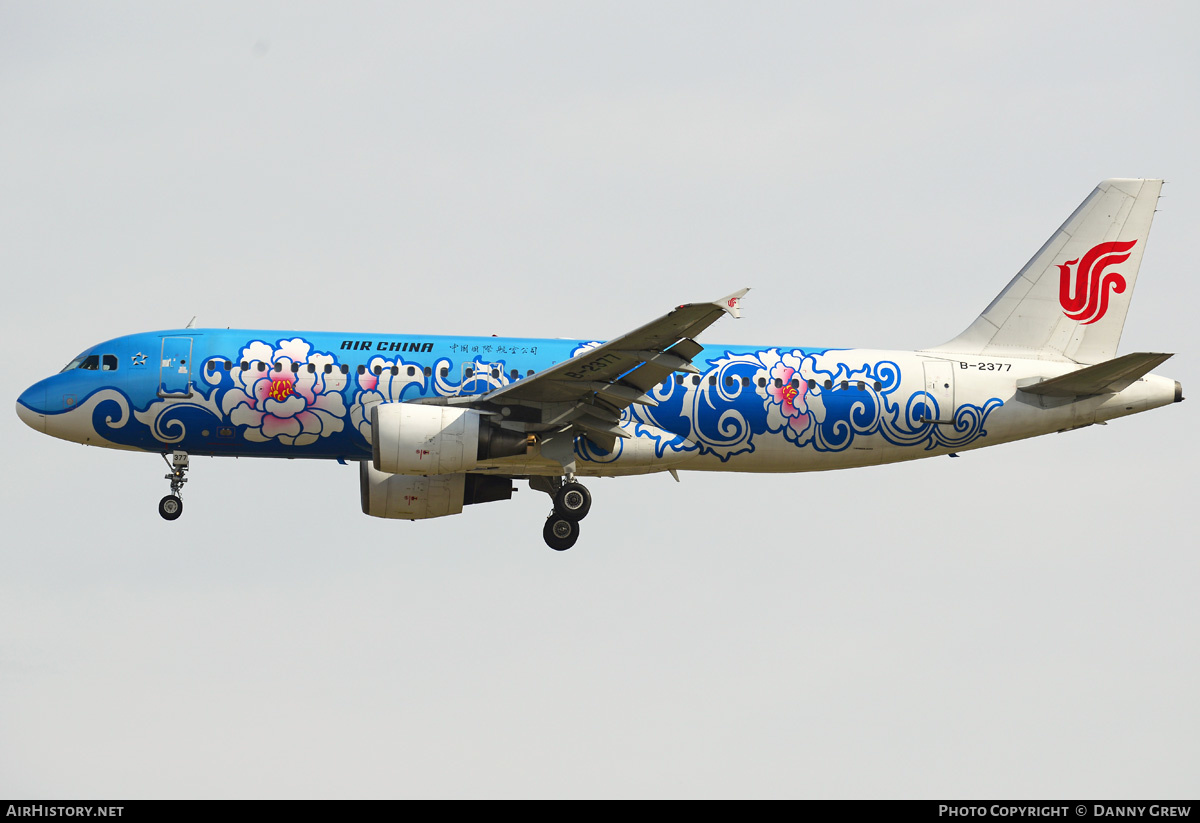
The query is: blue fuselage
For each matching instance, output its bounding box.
[16,327,1030,477]
[19,329,598,460]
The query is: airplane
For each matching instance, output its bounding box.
[15,179,1183,550]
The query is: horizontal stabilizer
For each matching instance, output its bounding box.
[1018,352,1172,398]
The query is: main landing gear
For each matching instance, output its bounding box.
[158,451,189,521]
[541,478,592,551]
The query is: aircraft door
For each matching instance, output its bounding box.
[159,336,194,398]
[921,361,954,423]
[459,361,502,395]
[460,361,477,395]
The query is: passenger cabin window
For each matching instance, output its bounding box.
[407,366,415,377]
[424,367,432,377]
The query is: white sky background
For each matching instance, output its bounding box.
[1,0,1197,799]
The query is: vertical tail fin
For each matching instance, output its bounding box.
[931,179,1163,364]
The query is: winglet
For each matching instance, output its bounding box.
[715,288,750,319]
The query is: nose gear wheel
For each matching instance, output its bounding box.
[158,495,183,520]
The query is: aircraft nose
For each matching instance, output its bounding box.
[16,384,47,433]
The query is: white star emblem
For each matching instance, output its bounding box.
[131,352,147,366]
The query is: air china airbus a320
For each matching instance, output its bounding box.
[16,179,1183,550]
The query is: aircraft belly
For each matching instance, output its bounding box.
[685,442,884,473]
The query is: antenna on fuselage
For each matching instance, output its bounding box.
[185,316,196,329]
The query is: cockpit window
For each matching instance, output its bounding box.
[60,354,88,372]
[62,353,118,372]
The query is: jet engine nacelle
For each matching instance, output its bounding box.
[371,402,529,476]
[359,462,515,520]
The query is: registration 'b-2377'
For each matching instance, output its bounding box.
[16,179,1183,550]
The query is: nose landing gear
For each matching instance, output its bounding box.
[541,478,592,551]
[158,451,189,521]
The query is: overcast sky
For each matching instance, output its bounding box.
[2,1,1197,799]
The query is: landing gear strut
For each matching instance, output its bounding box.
[539,477,592,551]
[159,451,189,521]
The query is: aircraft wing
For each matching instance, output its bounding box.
[478,288,748,450]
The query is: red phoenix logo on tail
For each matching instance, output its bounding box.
[1058,239,1137,325]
